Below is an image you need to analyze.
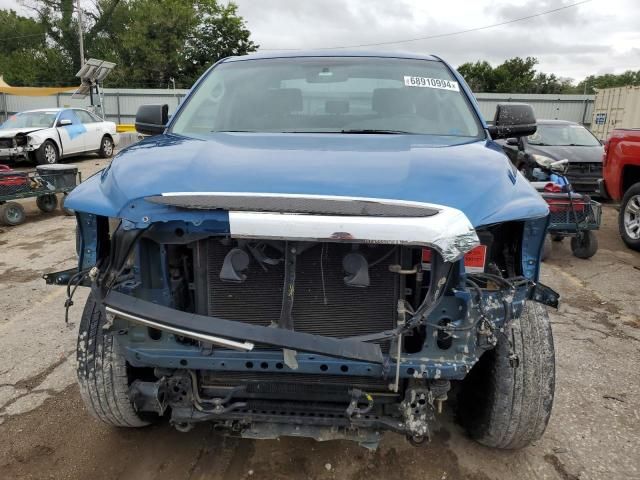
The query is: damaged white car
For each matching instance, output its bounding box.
[0,108,119,164]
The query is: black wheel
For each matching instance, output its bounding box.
[619,183,640,251]
[36,194,58,213]
[570,230,598,259]
[458,302,555,449]
[0,201,26,226]
[35,140,59,165]
[541,235,552,262]
[77,293,151,427]
[99,136,114,158]
[551,235,564,242]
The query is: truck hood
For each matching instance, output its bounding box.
[66,133,548,227]
[0,127,45,138]
[527,144,604,163]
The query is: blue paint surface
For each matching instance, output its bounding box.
[66,132,548,227]
[65,123,87,140]
[58,109,87,140]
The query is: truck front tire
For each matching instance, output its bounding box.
[458,302,555,449]
[77,293,151,427]
[619,183,640,251]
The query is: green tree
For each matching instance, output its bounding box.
[458,57,539,93]
[576,70,640,94]
[104,0,257,87]
[17,0,256,87]
[457,60,495,92]
[0,9,45,51]
[492,56,538,93]
[24,0,124,83]
[0,9,71,86]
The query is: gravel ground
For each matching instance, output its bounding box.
[0,156,639,480]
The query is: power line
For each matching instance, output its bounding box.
[260,0,592,51]
[0,32,46,42]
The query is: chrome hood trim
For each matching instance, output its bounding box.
[181,193,482,262]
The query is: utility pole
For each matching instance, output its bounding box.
[77,0,85,67]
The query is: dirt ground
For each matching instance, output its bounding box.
[0,156,639,480]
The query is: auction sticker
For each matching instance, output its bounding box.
[404,76,459,91]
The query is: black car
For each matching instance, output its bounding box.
[500,119,603,193]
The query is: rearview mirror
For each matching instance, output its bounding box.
[57,119,72,127]
[135,104,169,136]
[488,103,536,140]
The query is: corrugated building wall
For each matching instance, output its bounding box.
[474,93,594,125]
[0,89,595,127]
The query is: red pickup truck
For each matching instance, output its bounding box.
[599,128,640,250]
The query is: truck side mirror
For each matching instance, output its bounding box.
[488,103,537,140]
[135,104,169,136]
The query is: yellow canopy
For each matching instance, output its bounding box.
[0,76,76,96]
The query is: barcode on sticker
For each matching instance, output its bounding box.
[422,245,486,273]
[404,76,459,91]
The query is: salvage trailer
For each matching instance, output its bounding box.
[45,52,559,450]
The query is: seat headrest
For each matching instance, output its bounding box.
[325,100,349,114]
[261,88,303,114]
[372,88,414,116]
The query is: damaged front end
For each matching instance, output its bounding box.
[0,132,31,160]
[48,192,558,448]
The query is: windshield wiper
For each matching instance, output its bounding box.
[211,130,258,133]
[340,129,411,134]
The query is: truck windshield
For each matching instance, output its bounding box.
[171,57,482,142]
[1,112,58,129]
[528,124,600,147]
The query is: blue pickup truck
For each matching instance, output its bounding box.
[49,51,558,450]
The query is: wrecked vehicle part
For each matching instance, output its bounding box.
[54,204,557,445]
[52,52,559,448]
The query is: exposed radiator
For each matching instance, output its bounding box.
[198,240,400,349]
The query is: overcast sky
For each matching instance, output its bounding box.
[4,0,639,83]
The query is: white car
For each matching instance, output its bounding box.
[0,108,119,164]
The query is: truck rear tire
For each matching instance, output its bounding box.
[457,302,555,449]
[77,293,151,427]
[619,183,640,251]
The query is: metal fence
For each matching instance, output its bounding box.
[475,93,595,126]
[0,88,189,124]
[0,88,595,126]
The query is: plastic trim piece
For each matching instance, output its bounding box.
[105,306,255,351]
[104,291,385,364]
